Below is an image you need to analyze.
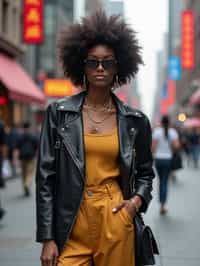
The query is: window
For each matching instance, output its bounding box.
[2,0,9,34]
[12,7,18,42]
[45,5,55,35]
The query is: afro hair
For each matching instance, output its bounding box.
[57,10,143,86]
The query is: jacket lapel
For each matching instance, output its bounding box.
[56,92,86,181]
[118,113,133,177]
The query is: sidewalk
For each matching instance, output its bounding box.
[146,163,200,266]
[0,163,200,266]
[0,178,40,266]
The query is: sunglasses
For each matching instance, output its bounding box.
[84,58,117,70]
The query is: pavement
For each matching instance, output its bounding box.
[0,161,200,266]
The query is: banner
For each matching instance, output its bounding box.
[23,0,43,44]
[181,10,194,69]
[160,80,176,114]
[168,56,181,80]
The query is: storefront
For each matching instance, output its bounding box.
[0,53,46,126]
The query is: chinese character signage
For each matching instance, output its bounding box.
[168,56,181,80]
[181,10,194,69]
[23,0,43,44]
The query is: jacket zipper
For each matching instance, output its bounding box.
[62,137,84,179]
[61,163,85,248]
[58,135,86,248]
[129,128,137,194]
[55,140,85,250]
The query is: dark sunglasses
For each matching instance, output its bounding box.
[84,58,117,70]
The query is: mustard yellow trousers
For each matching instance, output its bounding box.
[57,181,135,266]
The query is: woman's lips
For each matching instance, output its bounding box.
[94,75,106,80]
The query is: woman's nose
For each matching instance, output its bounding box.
[97,62,104,71]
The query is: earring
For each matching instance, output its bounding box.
[113,74,119,91]
[83,75,87,90]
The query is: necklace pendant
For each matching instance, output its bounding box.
[91,127,99,134]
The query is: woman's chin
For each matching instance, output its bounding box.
[91,80,112,89]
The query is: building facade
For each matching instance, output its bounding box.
[0,0,45,126]
[168,0,184,57]
[175,0,200,116]
[85,0,102,16]
[104,0,124,17]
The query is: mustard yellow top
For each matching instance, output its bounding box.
[84,127,120,186]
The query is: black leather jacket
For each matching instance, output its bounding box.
[36,91,155,252]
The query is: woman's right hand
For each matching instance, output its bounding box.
[40,240,59,266]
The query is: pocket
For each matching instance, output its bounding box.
[111,191,133,229]
[119,207,133,227]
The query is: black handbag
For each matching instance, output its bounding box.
[171,151,183,171]
[134,213,159,266]
[130,128,159,265]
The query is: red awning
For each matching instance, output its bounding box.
[0,54,46,106]
[190,89,200,105]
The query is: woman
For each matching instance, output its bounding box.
[152,115,179,215]
[36,11,155,266]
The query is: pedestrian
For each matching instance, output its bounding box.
[6,123,20,177]
[15,122,38,197]
[152,115,180,215]
[36,11,155,266]
[187,128,200,168]
[0,119,7,219]
[180,128,191,166]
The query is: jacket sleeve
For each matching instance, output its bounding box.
[36,103,57,242]
[134,115,155,212]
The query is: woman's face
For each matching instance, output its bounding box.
[84,44,117,89]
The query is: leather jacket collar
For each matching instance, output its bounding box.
[56,90,142,118]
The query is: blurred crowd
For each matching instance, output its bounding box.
[179,127,200,169]
[152,115,200,215]
[0,119,40,220]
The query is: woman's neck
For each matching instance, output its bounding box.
[86,87,111,107]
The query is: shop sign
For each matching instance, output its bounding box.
[23,0,43,44]
[181,10,194,69]
[44,79,76,97]
[168,56,181,80]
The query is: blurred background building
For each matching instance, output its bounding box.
[153,0,200,125]
[0,0,142,128]
[0,0,45,127]
[2,0,200,128]
[104,0,124,17]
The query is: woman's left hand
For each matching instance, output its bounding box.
[112,200,137,219]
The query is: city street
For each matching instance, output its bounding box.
[0,162,200,266]
[1,1,200,266]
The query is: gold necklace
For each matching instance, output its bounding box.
[85,98,113,133]
[84,94,111,109]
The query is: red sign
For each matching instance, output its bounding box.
[0,96,8,105]
[160,80,176,115]
[23,0,43,44]
[181,10,194,69]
